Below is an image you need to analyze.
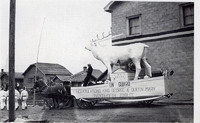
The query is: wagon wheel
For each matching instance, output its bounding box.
[46,98,54,109]
[76,99,97,109]
[88,100,98,107]
[139,100,154,105]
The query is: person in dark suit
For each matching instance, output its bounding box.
[83,64,93,86]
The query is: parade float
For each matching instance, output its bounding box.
[70,33,173,108]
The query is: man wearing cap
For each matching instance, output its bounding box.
[20,87,29,110]
[83,64,93,86]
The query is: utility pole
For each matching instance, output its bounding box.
[8,0,16,122]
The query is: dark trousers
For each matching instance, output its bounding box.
[83,76,90,86]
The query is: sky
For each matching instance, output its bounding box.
[0,0,112,74]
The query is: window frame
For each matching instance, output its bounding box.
[127,14,142,36]
[28,78,34,83]
[50,76,55,81]
[180,3,194,27]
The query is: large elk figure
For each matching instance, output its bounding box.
[85,34,152,80]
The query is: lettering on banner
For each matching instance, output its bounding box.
[72,86,157,98]
[93,93,116,98]
[131,87,144,92]
[89,89,101,93]
[145,87,155,91]
[102,89,110,93]
[111,88,125,93]
[120,93,128,97]
[72,89,90,93]
[128,93,134,96]
[131,87,156,92]
[109,82,114,87]
[111,73,128,82]
[118,81,130,87]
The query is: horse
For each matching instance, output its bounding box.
[33,79,69,109]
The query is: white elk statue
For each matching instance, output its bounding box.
[85,33,152,80]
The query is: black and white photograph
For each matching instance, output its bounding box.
[0,0,199,122]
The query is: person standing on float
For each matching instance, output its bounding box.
[83,64,93,86]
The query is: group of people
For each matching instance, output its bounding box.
[0,87,29,110]
[0,64,92,111]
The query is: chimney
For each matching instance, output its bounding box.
[83,66,87,71]
[1,69,4,73]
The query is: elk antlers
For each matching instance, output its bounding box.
[91,32,123,42]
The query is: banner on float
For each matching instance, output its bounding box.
[71,76,165,99]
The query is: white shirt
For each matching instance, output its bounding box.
[15,89,20,100]
[20,90,29,100]
[6,89,20,100]
[0,90,7,99]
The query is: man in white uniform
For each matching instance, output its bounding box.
[20,87,29,110]
[0,87,7,110]
[6,89,20,110]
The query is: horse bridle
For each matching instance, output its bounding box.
[40,85,47,91]
[34,81,48,92]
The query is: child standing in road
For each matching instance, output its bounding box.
[6,88,20,110]
[0,87,7,110]
[20,87,29,110]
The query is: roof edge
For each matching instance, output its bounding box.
[104,1,115,13]
[104,1,123,13]
[22,63,44,75]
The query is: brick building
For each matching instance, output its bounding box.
[104,1,194,101]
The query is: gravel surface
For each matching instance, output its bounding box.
[0,105,45,122]
[0,102,193,122]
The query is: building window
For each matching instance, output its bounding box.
[181,3,194,26]
[28,78,34,83]
[50,76,55,81]
[127,15,141,36]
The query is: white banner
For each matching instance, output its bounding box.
[71,76,165,99]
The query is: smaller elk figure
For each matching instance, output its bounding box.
[85,34,152,80]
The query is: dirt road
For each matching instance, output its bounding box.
[0,102,193,122]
